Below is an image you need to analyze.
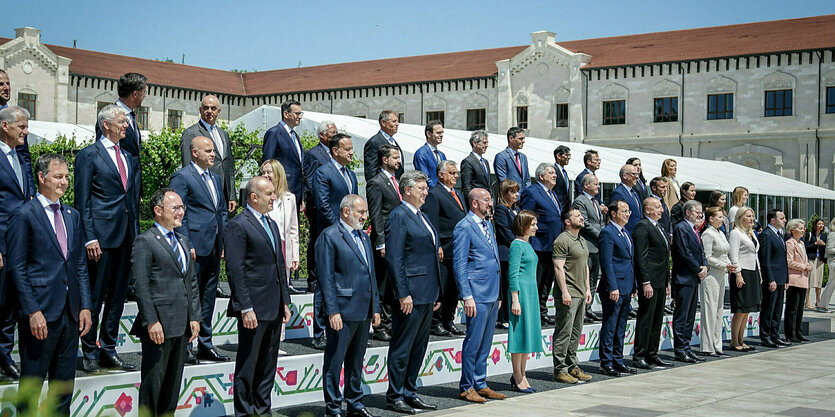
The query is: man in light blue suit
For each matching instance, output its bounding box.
[413,120,446,187]
[453,188,507,403]
[493,127,530,189]
[610,164,643,234]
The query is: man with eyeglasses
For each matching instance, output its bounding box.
[610,164,643,234]
[263,99,306,208]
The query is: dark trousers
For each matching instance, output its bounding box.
[498,260,510,323]
[0,265,18,366]
[536,251,556,318]
[672,283,699,354]
[433,258,459,327]
[81,235,132,360]
[784,286,806,340]
[373,249,394,329]
[138,332,187,417]
[323,319,371,414]
[387,304,433,402]
[587,252,600,310]
[599,293,630,367]
[18,307,78,416]
[192,246,220,351]
[312,285,326,339]
[306,210,319,286]
[234,317,282,417]
[634,285,666,360]
[760,283,786,342]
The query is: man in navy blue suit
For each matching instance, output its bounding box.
[303,120,337,298]
[597,200,638,376]
[75,105,141,373]
[413,120,446,187]
[94,73,147,158]
[493,127,530,189]
[170,136,230,364]
[262,99,305,206]
[671,200,709,363]
[8,154,92,415]
[649,177,672,239]
[0,105,35,380]
[363,110,404,182]
[519,163,563,325]
[316,195,381,417]
[384,171,442,413]
[610,164,643,234]
[574,150,601,204]
[453,188,507,403]
[758,208,791,348]
[552,145,573,210]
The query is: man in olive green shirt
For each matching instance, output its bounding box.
[551,208,592,384]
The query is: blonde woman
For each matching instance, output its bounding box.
[784,218,811,343]
[727,207,763,352]
[727,186,749,230]
[660,158,680,209]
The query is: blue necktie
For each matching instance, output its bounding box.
[8,149,23,192]
[352,230,368,266]
[480,157,489,177]
[167,232,185,274]
[341,166,352,190]
[260,215,276,250]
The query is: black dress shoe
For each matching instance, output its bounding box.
[99,354,136,371]
[404,396,437,410]
[614,363,637,374]
[444,323,465,336]
[197,348,230,362]
[312,335,327,350]
[216,287,231,298]
[632,358,652,370]
[686,351,706,362]
[760,340,780,348]
[775,338,792,347]
[82,359,102,373]
[347,408,377,417]
[674,353,697,363]
[541,316,555,325]
[647,357,674,368]
[289,285,305,295]
[185,350,200,365]
[430,324,452,336]
[0,362,20,380]
[372,330,392,341]
[797,335,811,342]
[585,309,601,321]
[599,365,622,376]
[386,399,415,414]
[628,310,638,319]
[664,306,674,315]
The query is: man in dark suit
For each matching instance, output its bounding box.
[8,154,92,415]
[553,145,572,210]
[314,133,359,231]
[316,195,381,417]
[631,197,674,370]
[225,176,291,417]
[0,106,36,380]
[572,174,604,322]
[170,137,229,364]
[95,73,147,158]
[759,208,791,348]
[364,110,404,182]
[75,105,141,373]
[366,144,402,341]
[597,200,637,376]
[519,163,563,325]
[630,158,650,201]
[493,127,529,189]
[130,188,200,417]
[385,171,442,413]
[610,164,642,234]
[460,130,492,204]
[262,99,305,206]
[303,120,337,298]
[180,95,237,213]
[574,150,601,203]
[413,120,446,187]
[671,200,709,363]
[649,177,672,239]
[422,161,467,337]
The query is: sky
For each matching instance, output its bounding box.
[2,1,834,72]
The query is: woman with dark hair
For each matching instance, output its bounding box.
[494,179,521,329]
[507,210,541,393]
[804,217,828,311]
[702,190,729,236]
[627,157,649,200]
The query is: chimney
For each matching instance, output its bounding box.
[530,31,555,47]
[15,27,41,42]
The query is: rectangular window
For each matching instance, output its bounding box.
[466,108,486,131]
[515,106,528,129]
[602,100,625,125]
[96,101,110,113]
[18,93,36,120]
[426,111,444,125]
[653,97,678,122]
[397,112,405,124]
[135,106,149,130]
[828,87,835,114]
[167,109,182,130]
[765,89,792,117]
[707,93,734,120]
[555,103,568,127]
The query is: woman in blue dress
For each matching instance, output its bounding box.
[507,210,542,393]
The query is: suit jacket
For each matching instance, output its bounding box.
[262,122,304,203]
[553,163,573,211]
[572,193,604,254]
[224,209,290,321]
[493,204,517,261]
[7,198,90,322]
[266,192,300,268]
[452,213,501,303]
[656,196,672,239]
[303,143,331,206]
[758,227,789,285]
[574,168,602,204]
[169,164,228,257]
[413,143,446,188]
[313,161,358,229]
[493,147,530,189]
[633,181,650,201]
[363,131,404,182]
[422,184,466,256]
[460,153,492,203]
[74,140,140,248]
[385,203,442,305]
[0,144,35,254]
[366,171,401,248]
[315,222,380,321]
[671,221,709,286]
[598,222,635,295]
[786,238,810,287]
[180,121,236,203]
[632,218,671,288]
[611,184,642,234]
[129,227,200,338]
[519,183,563,252]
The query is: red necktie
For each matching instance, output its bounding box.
[391,176,402,200]
[693,224,701,243]
[114,144,128,190]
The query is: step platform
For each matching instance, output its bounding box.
[0,309,759,416]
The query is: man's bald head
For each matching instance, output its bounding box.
[189,136,216,169]
[200,94,221,125]
[468,188,493,219]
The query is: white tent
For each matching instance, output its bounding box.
[26,120,152,147]
[233,106,835,200]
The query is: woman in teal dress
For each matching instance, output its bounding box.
[508,210,541,393]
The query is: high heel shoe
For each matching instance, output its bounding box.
[510,376,535,393]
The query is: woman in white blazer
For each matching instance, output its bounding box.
[700,206,735,356]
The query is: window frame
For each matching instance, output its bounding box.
[707,93,734,120]
[602,100,626,125]
[18,92,37,120]
[466,108,486,131]
[653,97,678,123]
[515,106,528,129]
[555,103,568,127]
[764,89,793,117]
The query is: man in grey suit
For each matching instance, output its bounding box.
[571,174,604,322]
[180,95,237,213]
[130,188,200,417]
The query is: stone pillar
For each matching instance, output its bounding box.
[568,54,590,143]
[495,59,512,136]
